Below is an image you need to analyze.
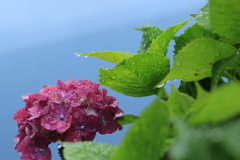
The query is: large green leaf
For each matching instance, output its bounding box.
[170,120,240,160]
[196,3,211,30]
[210,0,240,44]
[146,18,192,56]
[74,51,133,64]
[99,53,170,97]
[189,82,240,125]
[134,24,164,53]
[174,23,218,55]
[166,85,195,118]
[158,38,237,86]
[63,141,116,160]
[111,98,170,160]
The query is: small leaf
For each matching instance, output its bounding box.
[158,38,237,86]
[115,114,140,125]
[63,141,116,160]
[146,18,192,56]
[189,82,240,125]
[174,23,218,55]
[134,24,164,53]
[166,85,195,118]
[210,0,240,44]
[111,98,170,160]
[211,54,236,90]
[75,51,133,64]
[196,3,211,30]
[99,53,170,97]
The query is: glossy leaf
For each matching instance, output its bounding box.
[166,85,195,118]
[134,24,164,53]
[63,141,116,160]
[99,53,170,97]
[115,114,140,125]
[174,23,218,55]
[146,18,192,56]
[75,51,133,64]
[189,83,240,125]
[158,38,237,86]
[111,98,170,160]
[210,0,240,44]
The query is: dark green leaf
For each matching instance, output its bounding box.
[111,98,170,160]
[134,24,164,53]
[174,23,218,55]
[115,114,140,125]
[63,141,116,160]
[99,53,170,97]
[211,54,236,90]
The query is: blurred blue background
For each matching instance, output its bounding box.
[1,1,207,159]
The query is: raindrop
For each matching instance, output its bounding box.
[174,79,178,81]
[60,114,64,120]
[80,125,85,131]
[84,56,88,58]
[156,83,165,88]
[237,51,240,55]
[74,53,81,57]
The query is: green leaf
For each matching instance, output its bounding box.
[134,24,164,53]
[166,85,195,118]
[115,114,140,125]
[196,3,211,30]
[210,0,240,44]
[99,53,170,97]
[170,120,238,160]
[63,141,116,160]
[74,51,134,64]
[189,82,240,125]
[158,38,237,85]
[146,18,192,56]
[174,23,218,55]
[111,98,170,160]
[211,54,236,91]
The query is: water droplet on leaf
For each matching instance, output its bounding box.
[84,56,88,58]
[156,83,165,88]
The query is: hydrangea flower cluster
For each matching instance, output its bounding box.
[13,78,124,160]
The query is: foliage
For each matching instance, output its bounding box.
[14,0,240,160]
[65,1,240,159]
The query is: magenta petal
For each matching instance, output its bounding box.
[13,108,29,122]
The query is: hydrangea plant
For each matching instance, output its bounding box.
[14,0,240,159]
[13,78,123,160]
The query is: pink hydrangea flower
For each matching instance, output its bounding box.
[13,78,124,160]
